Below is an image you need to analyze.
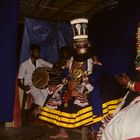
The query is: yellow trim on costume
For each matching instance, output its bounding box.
[103,109,115,116]
[102,98,122,115]
[91,98,123,124]
[40,98,123,126]
[39,115,93,128]
[102,105,117,114]
[92,109,116,123]
[41,106,93,118]
[102,98,122,109]
[39,106,94,128]
[93,116,104,123]
[40,111,93,123]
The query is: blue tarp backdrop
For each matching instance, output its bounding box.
[0,0,18,121]
[20,18,73,65]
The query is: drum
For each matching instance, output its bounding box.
[32,67,61,89]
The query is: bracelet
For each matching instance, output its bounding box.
[126,80,135,91]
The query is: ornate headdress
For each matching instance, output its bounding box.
[70,18,90,55]
[70,18,88,40]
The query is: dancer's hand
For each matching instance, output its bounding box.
[115,73,130,87]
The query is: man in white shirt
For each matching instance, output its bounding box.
[18,44,53,124]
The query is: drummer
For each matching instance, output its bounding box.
[18,43,53,124]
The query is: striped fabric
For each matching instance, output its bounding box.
[93,98,122,124]
[39,98,122,128]
[39,106,94,128]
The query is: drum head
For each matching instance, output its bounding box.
[32,67,49,89]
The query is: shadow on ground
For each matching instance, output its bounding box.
[0,125,81,140]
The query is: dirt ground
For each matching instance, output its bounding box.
[0,124,81,140]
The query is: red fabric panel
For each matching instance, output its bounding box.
[128,138,140,140]
[134,82,140,92]
[13,78,22,127]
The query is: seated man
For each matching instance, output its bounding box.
[97,73,140,140]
